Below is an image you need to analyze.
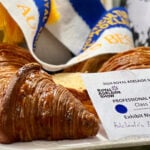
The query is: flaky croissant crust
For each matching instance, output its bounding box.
[0,44,99,143]
[99,47,150,72]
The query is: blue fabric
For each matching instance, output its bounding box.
[69,0,106,29]
[80,7,130,53]
[32,0,51,48]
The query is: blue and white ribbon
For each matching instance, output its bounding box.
[32,0,51,49]
[69,0,106,29]
[81,7,131,53]
[68,7,134,65]
[46,0,106,55]
[0,1,134,72]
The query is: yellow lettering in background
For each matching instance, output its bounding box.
[104,33,132,45]
[43,9,49,22]
[104,13,114,25]
[104,34,119,44]
[43,1,50,22]
[113,10,128,20]
[17,4,36,30]
[44,2,49,8]
[17,5,30,16]
[82,31,95,51]
[26,16,36,29]
[89,43,102,51]
[82,10,130,51]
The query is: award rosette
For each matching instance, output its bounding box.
[0,0,134,72]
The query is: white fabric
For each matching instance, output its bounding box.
[127,0,150,46]
[45,0,91,55]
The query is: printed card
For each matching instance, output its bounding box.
[82,69,150,140]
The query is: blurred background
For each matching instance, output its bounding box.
[102,0,150,47]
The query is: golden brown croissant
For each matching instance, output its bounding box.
[52,73,99,119]
[0,44,99,143]
[99,47,150,72]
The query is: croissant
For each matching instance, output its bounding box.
[52,73,99,119]
[0,44,99,143]
[99,47,150,72]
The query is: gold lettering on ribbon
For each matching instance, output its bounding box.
[89,43,102,51]
[17,4,36,30]
[82,10,130,51]
[104,33,132,45]
[43,9,49,22]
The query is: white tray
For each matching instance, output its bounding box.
[0,131,150,150]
